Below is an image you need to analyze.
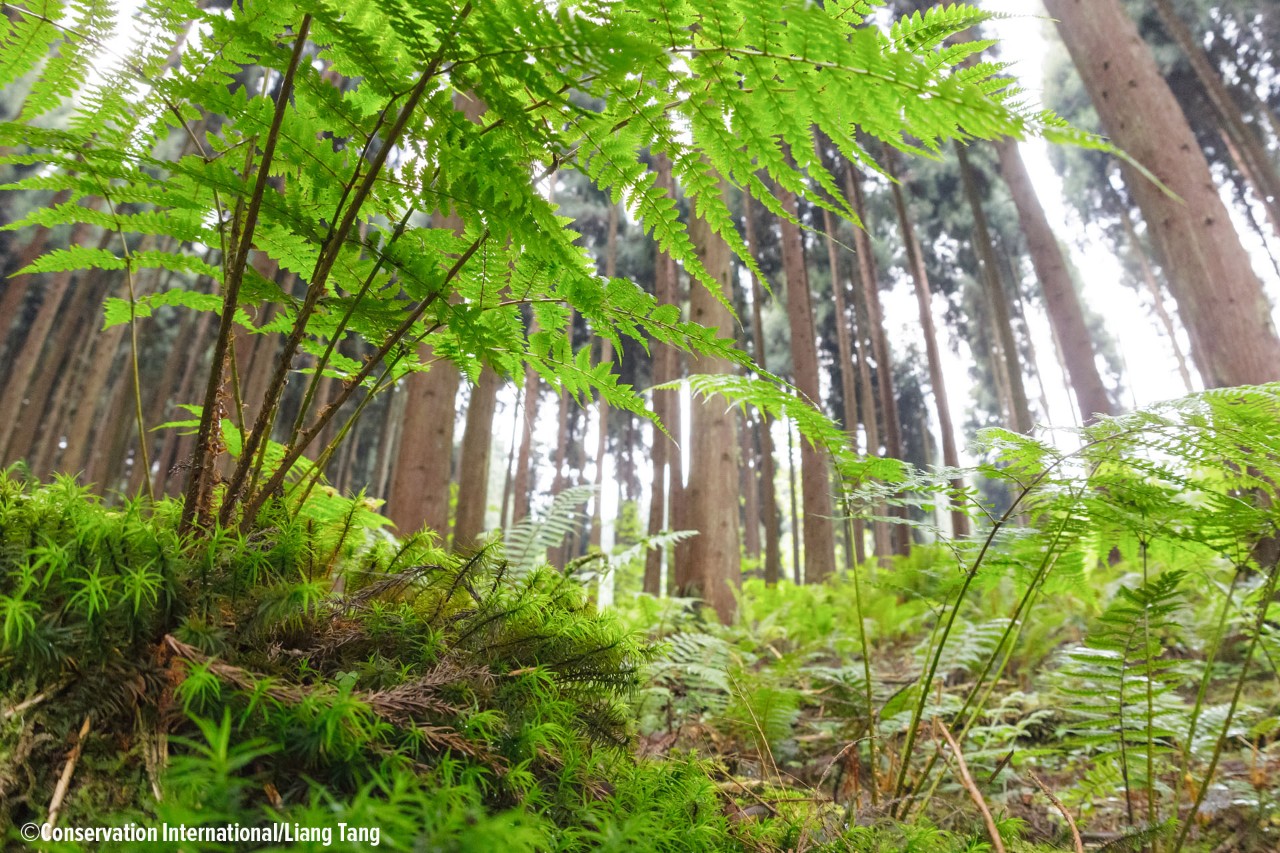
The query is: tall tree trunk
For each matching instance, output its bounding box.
[589,203,619,551]
[955,142,1034,433]
[842,164,909,557]
[452,368,501,549]
[819,200,871,559]
[742,192,784,586]
[886,155,969,537]
[786,420,802,582]
[499,384,522,528]
[373,385,406,502]
[680,182,742,622]
[388,357,459,537]
[1044,0,1280,388]
[17,263,116,466]
[1152,0,1280,241]
[0,208,66,371]
[849,250,891,566]
[996,140,1116,423]
[1117,200,1196,393]
[387,93,487,537]
[739,412,761,562]
[777,186,837,583]
[0,229,86,461]
[512,364,541,524]
[645,154,682,595]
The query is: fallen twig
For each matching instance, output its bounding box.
[934,717,1006,853]
[1026,768,1084,853]
[2,681,67,721]
[47,715,91,828]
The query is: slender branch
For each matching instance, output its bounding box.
[46,715,91,829]
[934,717,1005,853]
[1027,769,1084,853]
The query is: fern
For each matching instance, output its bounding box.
[0,0,1108,531]
[1056,570,1189,826]
[503,484,596,572]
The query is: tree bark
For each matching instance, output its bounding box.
[955,142,1034,434]
[644,154,682,595]
[0,225,89,462]
[886,155,969,538]
[589,202,619,551]
[819,202,871,558]
[1044,0,1280,388]
[740,412,761,561]
[387,93,487,537]
[742,192,784,586]
[680,181,742,623]
[777,186,837,584]
[452,367,501,549]
[1151,0,1280,241]
[843,164,907,558]
[512,363,541,525]
[996,140,1116,424]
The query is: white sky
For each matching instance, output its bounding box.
[873,0,1280,469]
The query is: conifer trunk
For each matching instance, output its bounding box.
[843,164,907,558]
[777,186,837,583]
[512,364,541,524]
[820,200,872,556]
[743,193,784,586]
[589,203,619,552]
[886,156,969,537]
[1151,0,1280,240]
[996,140,1115,424]
[644,154,681,595]
[0,225,87,462]
[1044,0,1280,388]
[387,93,487,537]
[739,414,761,562]
[453,368,501,549]
[955,143,1033,433]
[680,181,742,622]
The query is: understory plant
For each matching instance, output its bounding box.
[619,385,1280,852]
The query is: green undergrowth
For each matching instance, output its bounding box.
[0,473,746,851]
[6,385,1280,852]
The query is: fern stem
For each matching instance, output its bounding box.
[905,518,1076,819]
[289,205,416,451]
[238,233,487,527]
[1173,571,1238,838]
[838,488,879,805]
[1141,537,1158,847]
[221,3,475,527]
[124,259,154,503]
[180,12,314,535]
[1172,557,1280,853]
